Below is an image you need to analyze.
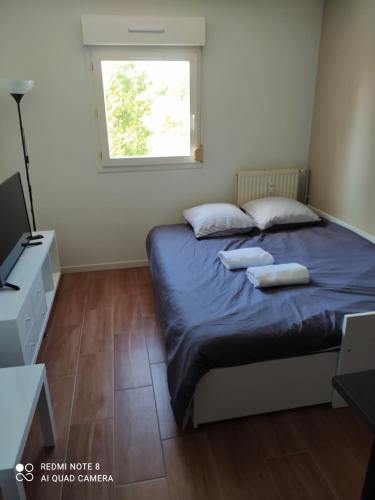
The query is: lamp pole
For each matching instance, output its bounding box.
[0,78,42,238]
[11,93,38,233]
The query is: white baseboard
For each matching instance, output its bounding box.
[309,205,375,244]
[62,259,149,273]
[61,209,375,274]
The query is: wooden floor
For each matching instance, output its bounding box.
[22,268,373,500]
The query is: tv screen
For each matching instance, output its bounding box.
[0,172,31,288]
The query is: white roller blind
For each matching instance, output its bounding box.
[81,15,206,46]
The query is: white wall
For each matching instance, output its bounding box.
[0,0,323,269]
[309,0,375,235]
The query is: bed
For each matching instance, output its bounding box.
[146,171,375,428]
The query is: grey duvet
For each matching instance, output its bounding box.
[146,221,375,427]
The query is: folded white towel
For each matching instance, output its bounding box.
[218,247,274,270]
[246,263,310,288]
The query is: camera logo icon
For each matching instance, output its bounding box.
[15,463,34,482]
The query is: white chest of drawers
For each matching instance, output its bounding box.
[0,231,60,367]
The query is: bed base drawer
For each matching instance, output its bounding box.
[193,351,339,427]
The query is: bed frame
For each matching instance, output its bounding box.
[191,170,375,427]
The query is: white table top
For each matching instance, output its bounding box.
[0,364,45,470]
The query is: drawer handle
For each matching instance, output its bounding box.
[40,311,46,318]
[35,289,42,294]
[30,343,36,349]
[25,317,32,322]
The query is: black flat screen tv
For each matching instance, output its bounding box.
[0,172,31,288]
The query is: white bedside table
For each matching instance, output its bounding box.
[0,364,56,500]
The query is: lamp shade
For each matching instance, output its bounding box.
[0,78,34,95]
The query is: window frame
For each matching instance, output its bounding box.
[92,46,201,170]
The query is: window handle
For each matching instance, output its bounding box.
[191,114,196,132]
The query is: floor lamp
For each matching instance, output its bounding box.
[0,78,42,239]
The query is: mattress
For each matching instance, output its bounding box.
[146,220,375,427]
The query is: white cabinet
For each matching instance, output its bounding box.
[0,231,60,367]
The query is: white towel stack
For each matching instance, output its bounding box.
[218,247,310,288]
[246,263,310,288]
[218,247,274,270]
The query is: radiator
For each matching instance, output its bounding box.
[235,168,309,206]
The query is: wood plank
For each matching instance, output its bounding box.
[151,363,179,439]
[139,285,156,317]
[114,331,151,389]
[80,306,114,354]
[333,407,373,462]
[56,272,90,297]
[205,419,282,500]
[45,375,76,459]
[114,294,143,334]
[72,352,114,424]
[52,272,89,327]
[112,268,139,298]
[116,479,170,500]
[251,410,309,459]
[87,270,113,309]
[25,457,63,500]
[43,324,81,378]
[290,405,352,450]
[63,418,114,500]
[22,376,75,464]
[52,290,87,328]
[267,452,336,500]
[136,266,152,286]
[163,433,225,500]
[115,386,165,484]
[311,442,368,500]
[143,316,167,364]
[290,404,369,467]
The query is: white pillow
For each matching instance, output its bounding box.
[183,203,254,238]
[241,197,320,230]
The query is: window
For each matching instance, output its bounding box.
[92,47,201,169]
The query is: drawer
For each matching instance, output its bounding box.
[22,318,36,365]
[36,295,48,329]
[17,296,35,345]
[23,298,48,364]
[31,272,45,313]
